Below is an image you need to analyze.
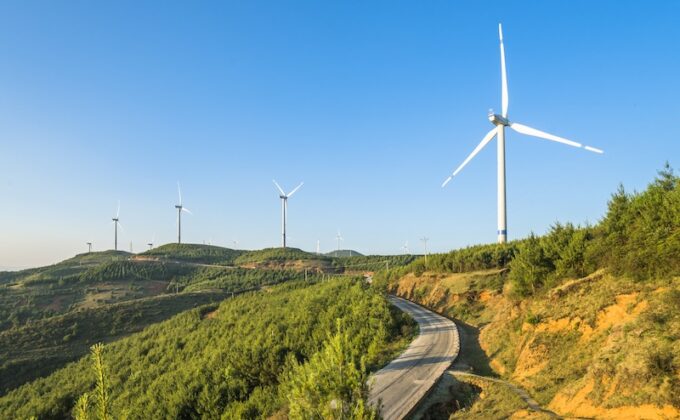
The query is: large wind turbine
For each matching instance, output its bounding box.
[442,24,603,244]
[175,182,192,244]
[273,180,303,248]
[112,202,122,251]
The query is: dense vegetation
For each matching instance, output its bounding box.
[177,267,321,292]
[0,278,415,418]
[233,247,329,265]
[0,291,226,395]
[141,244,244,265]
[332,254,418,273]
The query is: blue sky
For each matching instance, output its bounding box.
[1,1,678,268]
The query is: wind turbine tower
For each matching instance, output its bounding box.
[112,202,121,251]
[336,231,343,256]
[442,24,603,244]
[175,183,192,244]
[273,180,303,248]
[86,242,92,253]
[421,237,429,263]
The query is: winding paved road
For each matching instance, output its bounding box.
[369,296,460,420]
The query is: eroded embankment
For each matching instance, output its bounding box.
[389,269,680,419]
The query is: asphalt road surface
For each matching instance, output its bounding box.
[368,296,460,420]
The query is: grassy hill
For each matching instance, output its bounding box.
[140,243,244,265]
[233,247,337,272]
[375,165,680,418]
[325,249,364,257]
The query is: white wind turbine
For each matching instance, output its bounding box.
[175,182,192,244]
[273,180,303,248]
[402,241,410,255]
[335,230,343,256]
[442,24,604,244]
[111,201,123,251]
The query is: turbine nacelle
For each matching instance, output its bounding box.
[488,112,509,126]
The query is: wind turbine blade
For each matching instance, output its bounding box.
[584,145,604,154]
[272,180,286,196]
[116,201,120,218]
[287,182,303,197]
[117,222,124,232]
[509,122,582,148]
[182,208,192,215]
[499,23,509,118]
[177,182,182,205]
[442,128,497,187]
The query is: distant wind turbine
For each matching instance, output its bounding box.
[86,242,92,253]
[175,182,192,244]
[336,231,343,255]
[273,180,303,248]
[147,234,155,250]
[421,237,429,263]
[441,23,603,244]
[112,201,122,251]
[402,241,410,255]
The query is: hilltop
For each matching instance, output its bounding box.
[374,165,680,419]
[325,249,364,258]
[138,243,244,265]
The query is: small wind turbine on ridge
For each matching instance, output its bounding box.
[441,23,603,244]
[175,182,192,244]
[335,230,343,256]
[402,241,410,255]
[273,180,303,248]
[112,201,122,251]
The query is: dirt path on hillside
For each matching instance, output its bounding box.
[448,320,564,418]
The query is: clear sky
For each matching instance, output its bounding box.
[1,1,678,268]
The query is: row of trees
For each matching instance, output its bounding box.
[376,164,680,297]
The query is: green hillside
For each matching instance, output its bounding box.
[325,249,364,257]
[234,247,326,264]
[0,278,415,418]
[0,244,338,400]
[140,243,244,265]
[333,254,418,272]
[375,165,680,418]
[0,291,227,395]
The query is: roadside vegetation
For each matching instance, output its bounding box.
[0,278,415,418]
[377,164,680,419]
